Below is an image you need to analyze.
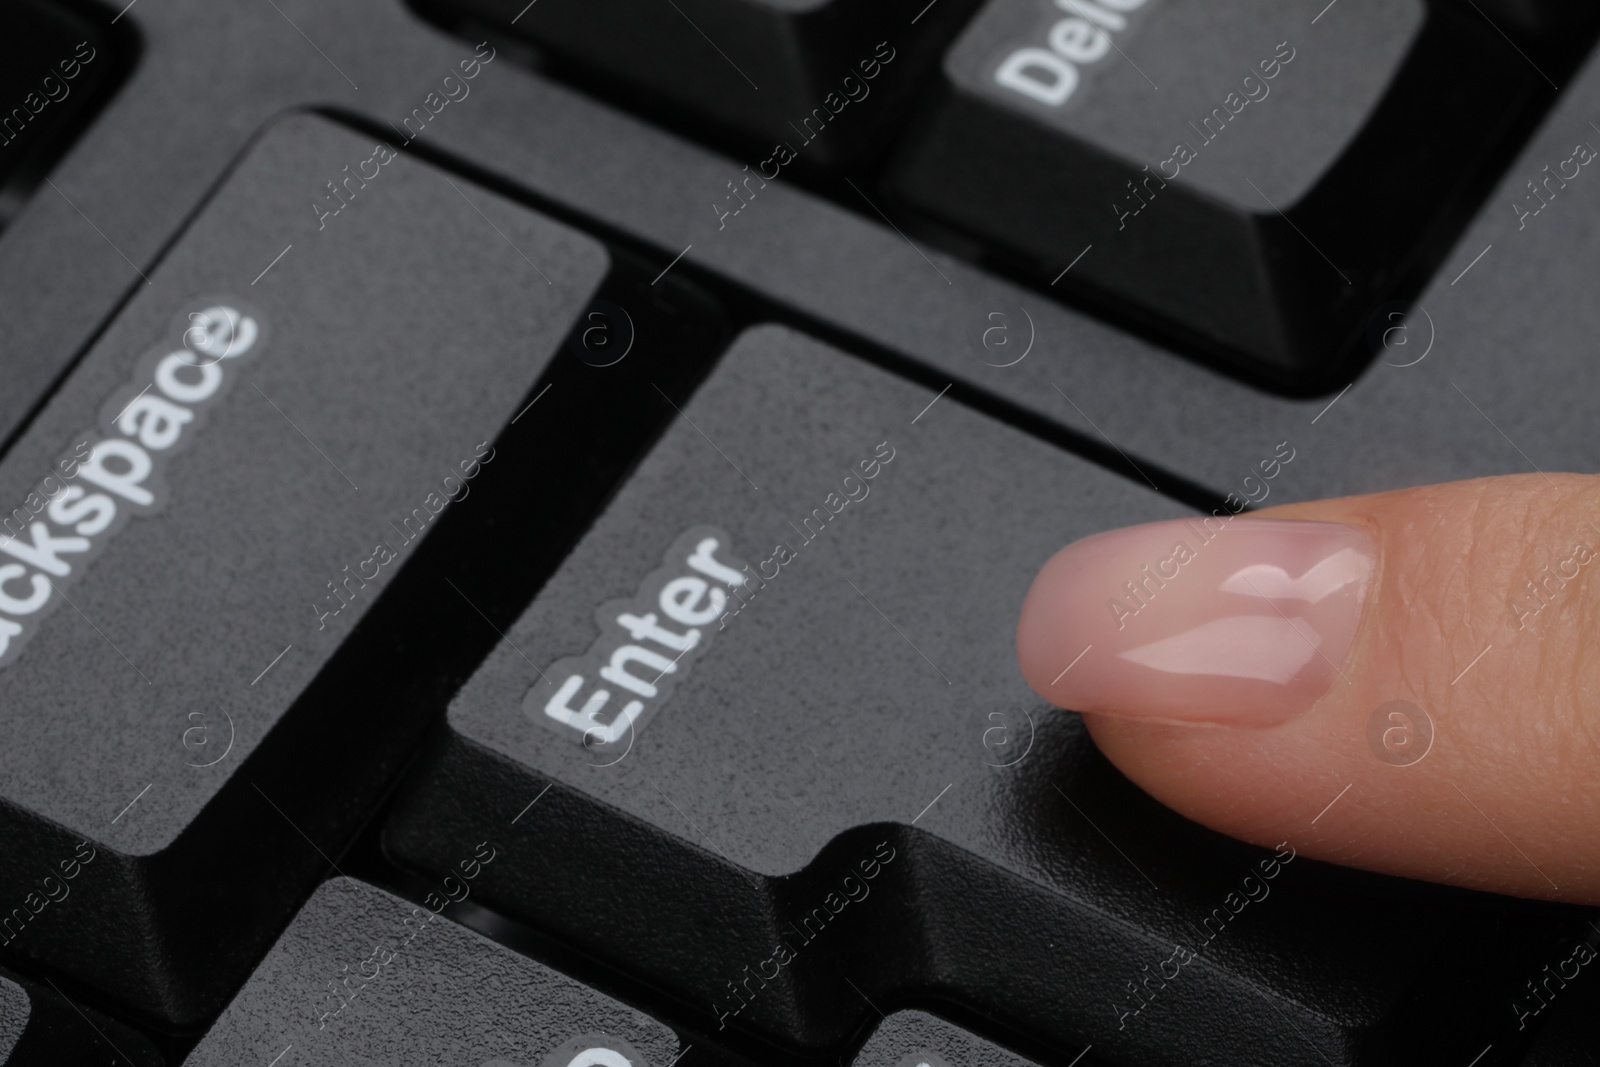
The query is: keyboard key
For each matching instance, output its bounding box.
[888,0,1561,377]
[383,324,1569,1063]
[0,0,115,228]
[854,1012,1042,1067]
[414,0,978,164]
[0,964,162,1066]
[181,878,679,1067]
[0,112,607,1024]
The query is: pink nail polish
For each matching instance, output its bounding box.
[1016,518,1377,726]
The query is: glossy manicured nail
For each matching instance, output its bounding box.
[1017,518,1377,726]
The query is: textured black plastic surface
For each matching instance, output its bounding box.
[0,978,20,1064]
[181,878,680,1067]
[854,1012,1041,1067]
[888,0,1552,375]
[0,110,605,1024]
[0,964,162,1066]
[409,0,980,166]
[384,324,1584,1066]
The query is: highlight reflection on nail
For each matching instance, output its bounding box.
[1016,519,1376,726]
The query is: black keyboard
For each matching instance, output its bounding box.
[0,0,1596,1065]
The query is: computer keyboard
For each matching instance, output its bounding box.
[0,1,1596,1065]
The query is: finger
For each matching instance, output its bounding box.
[1016,473,1600,904]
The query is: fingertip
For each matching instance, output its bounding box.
[1017,517,1375,727]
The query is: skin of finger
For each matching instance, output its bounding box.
[1082,474,1600,904]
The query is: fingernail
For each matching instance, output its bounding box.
[1016,518,1377,726]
